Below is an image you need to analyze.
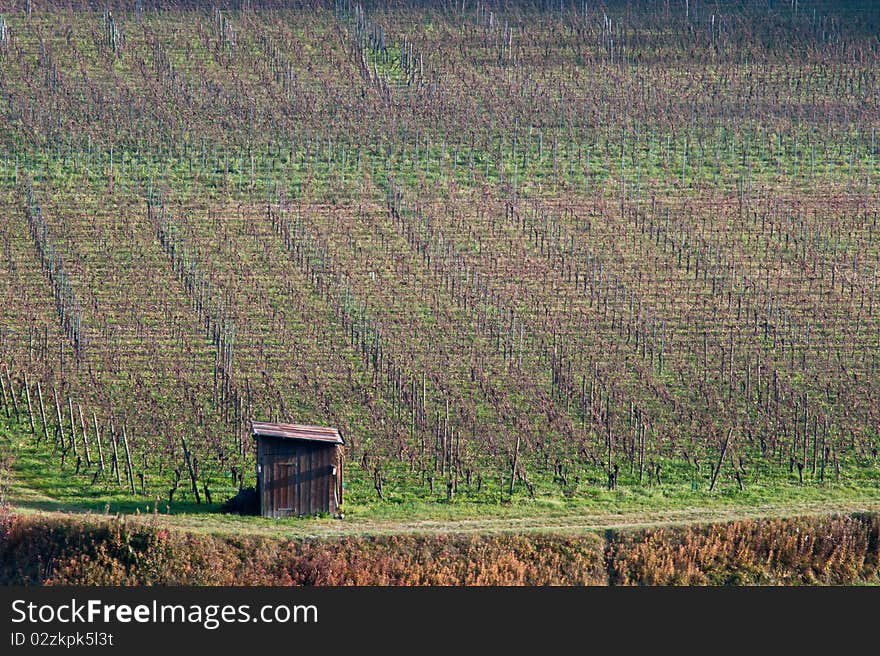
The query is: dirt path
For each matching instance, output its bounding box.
[9,498,880,540]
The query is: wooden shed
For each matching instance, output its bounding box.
[252,421,344,518]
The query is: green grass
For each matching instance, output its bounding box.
[4,417,879,536]
[2,6,880,544]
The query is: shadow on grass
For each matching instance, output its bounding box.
[7,495,224,516]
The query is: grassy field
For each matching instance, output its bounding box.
[4,416,879,539]
[0,1,879,542]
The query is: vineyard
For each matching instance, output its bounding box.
[0,0,879,522]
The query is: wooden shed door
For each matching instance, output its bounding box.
[271,454,332,516]
[273,461,297,516]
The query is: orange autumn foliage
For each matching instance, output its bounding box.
[1,508,877,586]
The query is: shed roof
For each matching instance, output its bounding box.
[251,421,344,445]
